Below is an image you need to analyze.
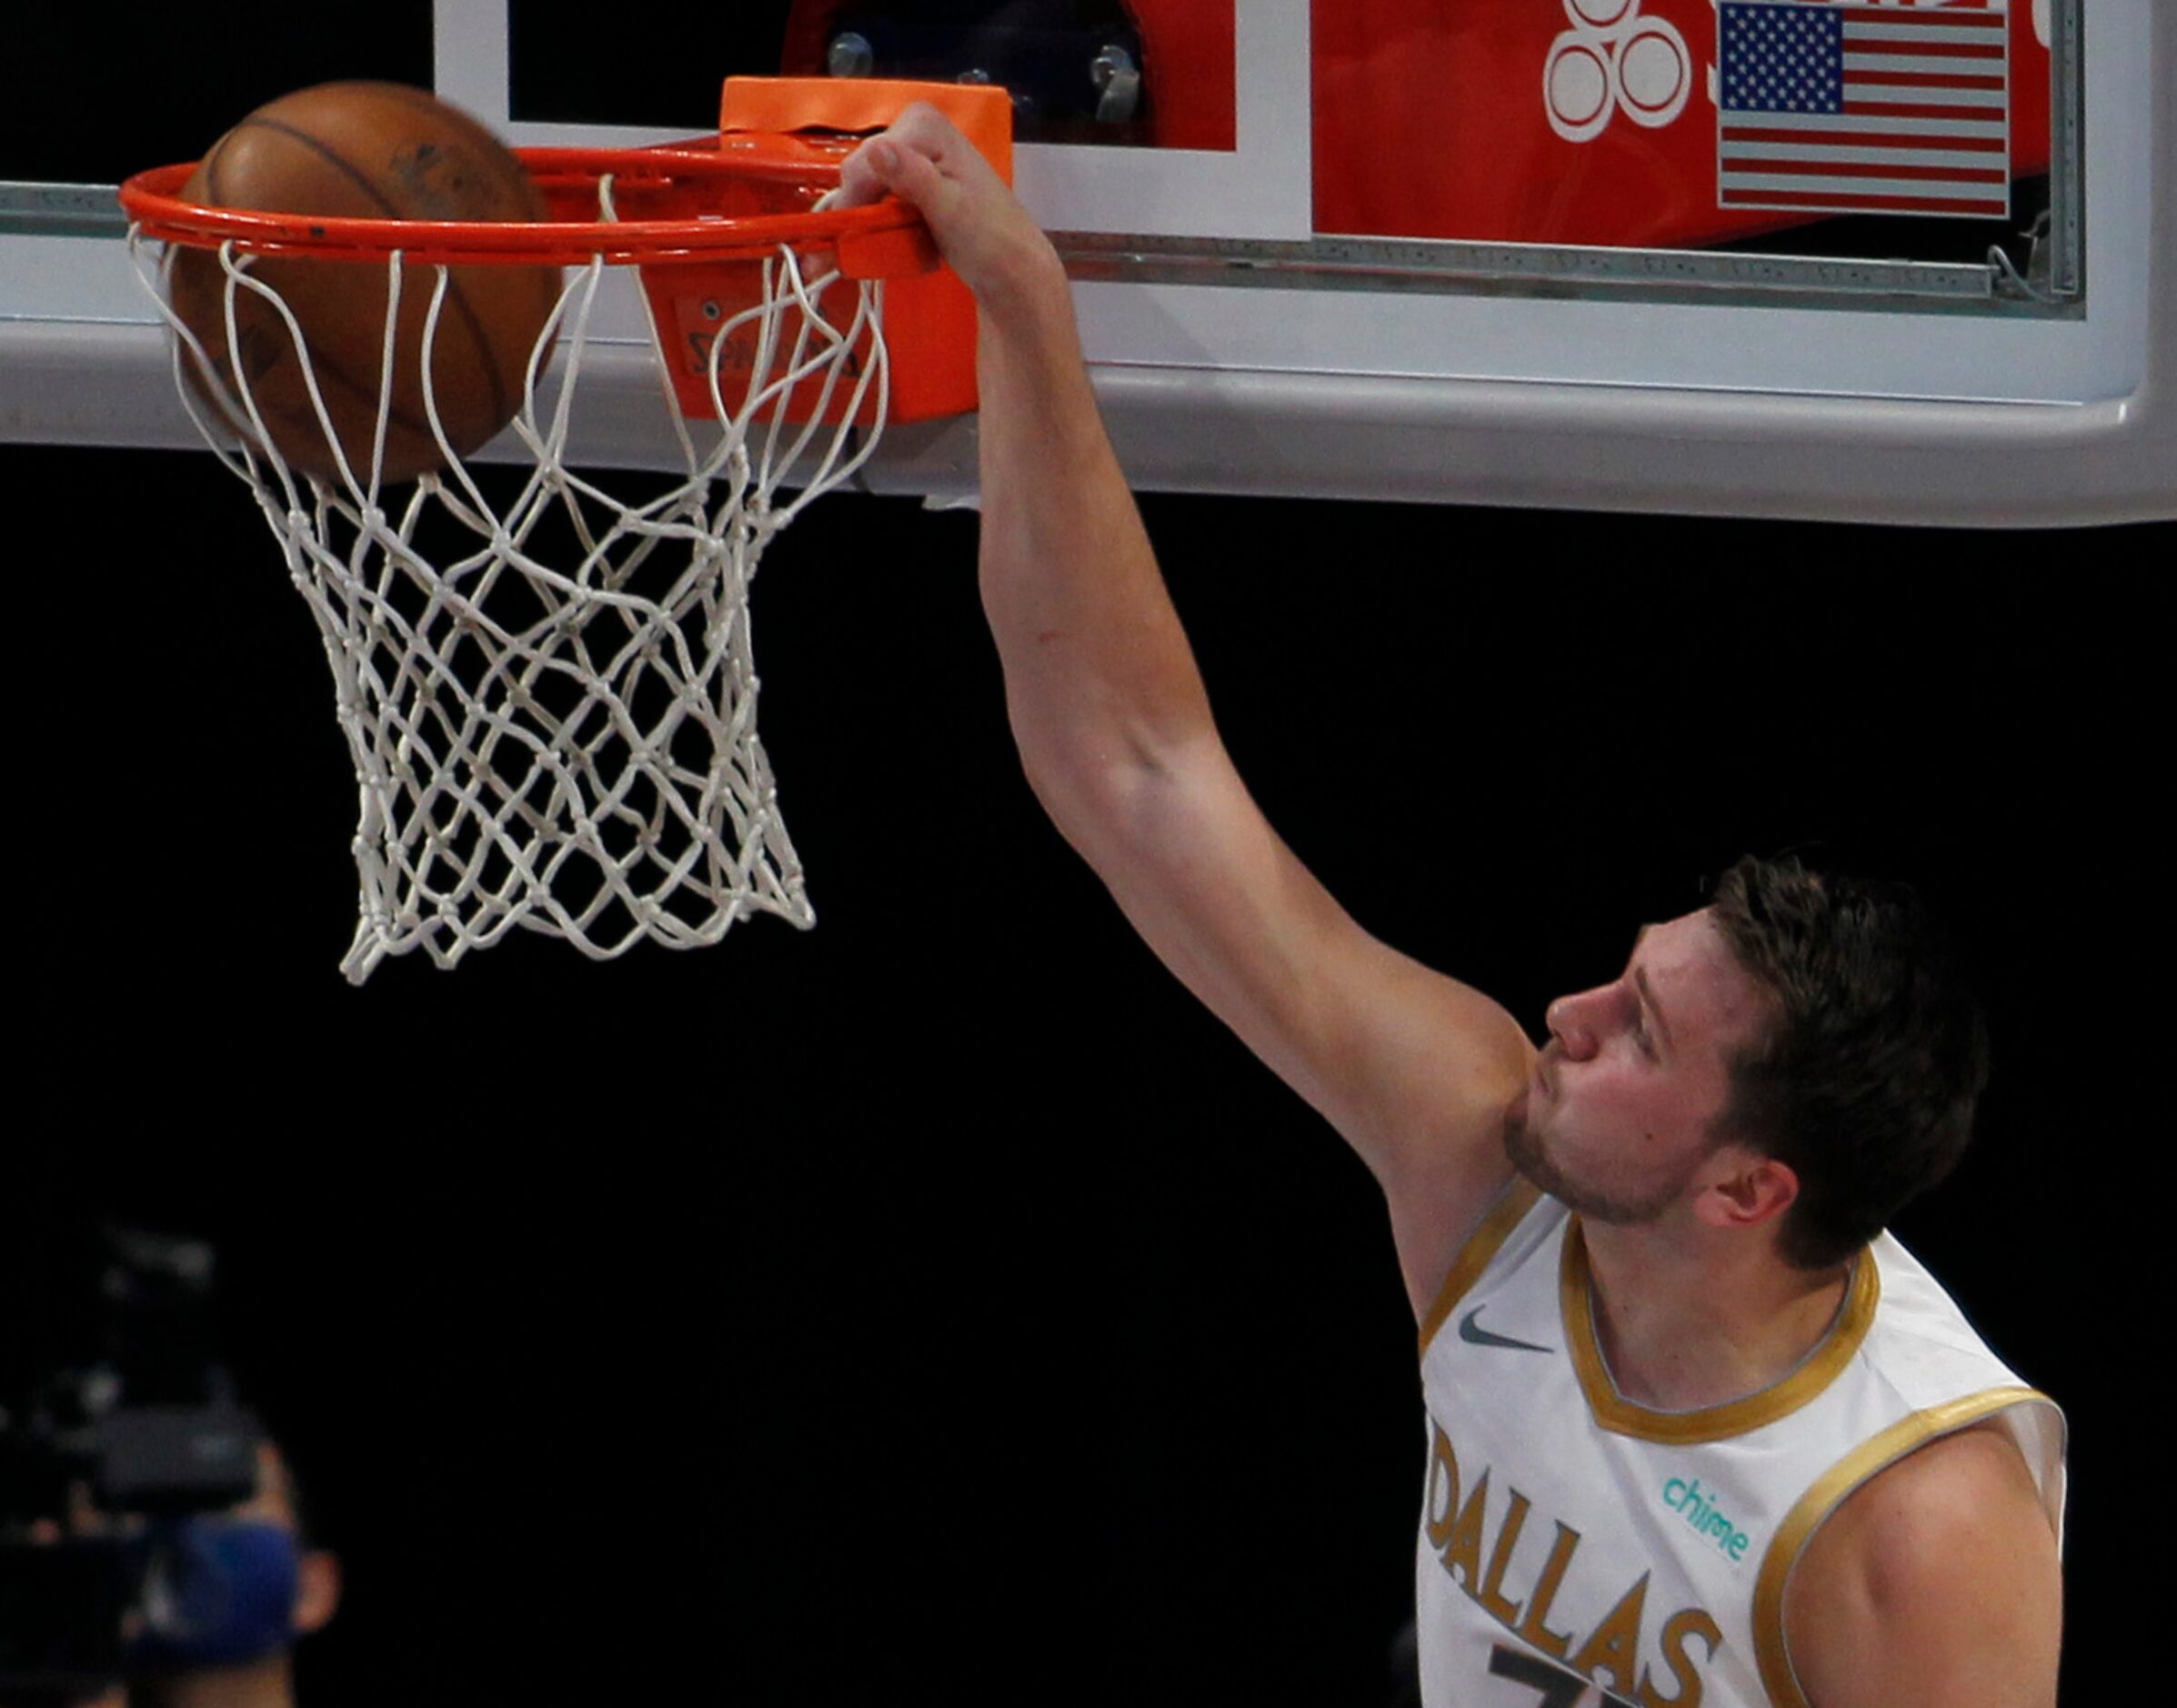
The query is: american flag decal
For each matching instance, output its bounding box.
[1717,1,2011,219]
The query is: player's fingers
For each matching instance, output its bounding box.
[838,133,945,215]
[883,102,969,159]
[840,103,992,204]
[837,106,1047,306]
[834,137,895,210]
[869,137,961,223]
[840,105,942,203]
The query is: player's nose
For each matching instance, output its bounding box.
[1545,991,1599,1059]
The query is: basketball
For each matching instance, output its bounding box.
[168,82,561,485]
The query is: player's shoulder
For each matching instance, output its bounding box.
[1785,1422,2061,1708]
[1834,1421,2049,1559]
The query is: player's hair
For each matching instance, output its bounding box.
[1705,853,1991,1270]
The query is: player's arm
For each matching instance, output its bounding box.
[838,111,1535,1321]
[1783,1423,2062,1708]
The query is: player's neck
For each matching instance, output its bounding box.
[1579,1220,1853,1412]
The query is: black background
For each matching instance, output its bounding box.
[5,2,2163,1703]
[7,438,2162,1706]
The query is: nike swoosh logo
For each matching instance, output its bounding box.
[1459,1307,1555,1355]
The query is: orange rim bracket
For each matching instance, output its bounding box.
[721,76,1015,185]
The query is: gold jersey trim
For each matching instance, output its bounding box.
[1751,1386,2057,1708]
[1417,1178,1543,1359]
[1559,1221,1881,1444]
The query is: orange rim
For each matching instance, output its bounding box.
[117,137,925,269]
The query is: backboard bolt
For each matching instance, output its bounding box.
[828,33,875,78]
[958,68,993,85]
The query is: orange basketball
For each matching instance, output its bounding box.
[168,82,562,485]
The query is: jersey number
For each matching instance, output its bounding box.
[1490,1643,1637,1708]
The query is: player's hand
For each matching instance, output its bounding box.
[838,104,1059,314]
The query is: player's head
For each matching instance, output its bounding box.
[1506,852,1988,1271]
[1703,851,1990,1268]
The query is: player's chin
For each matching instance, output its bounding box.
[1500,1093,1549,1181]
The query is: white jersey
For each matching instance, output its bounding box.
[1413,1182,2065,1708]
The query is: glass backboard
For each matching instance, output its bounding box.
[1,1,2170,525]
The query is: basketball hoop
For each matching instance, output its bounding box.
[118,79,1010,983]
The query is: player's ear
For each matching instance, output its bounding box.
[1694,1149,1799,1231]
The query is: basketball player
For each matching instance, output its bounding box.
[837,109,2065,1707]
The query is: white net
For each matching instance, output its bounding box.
[127,200,889,983]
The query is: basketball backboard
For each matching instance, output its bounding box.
[2,0,2171,525]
